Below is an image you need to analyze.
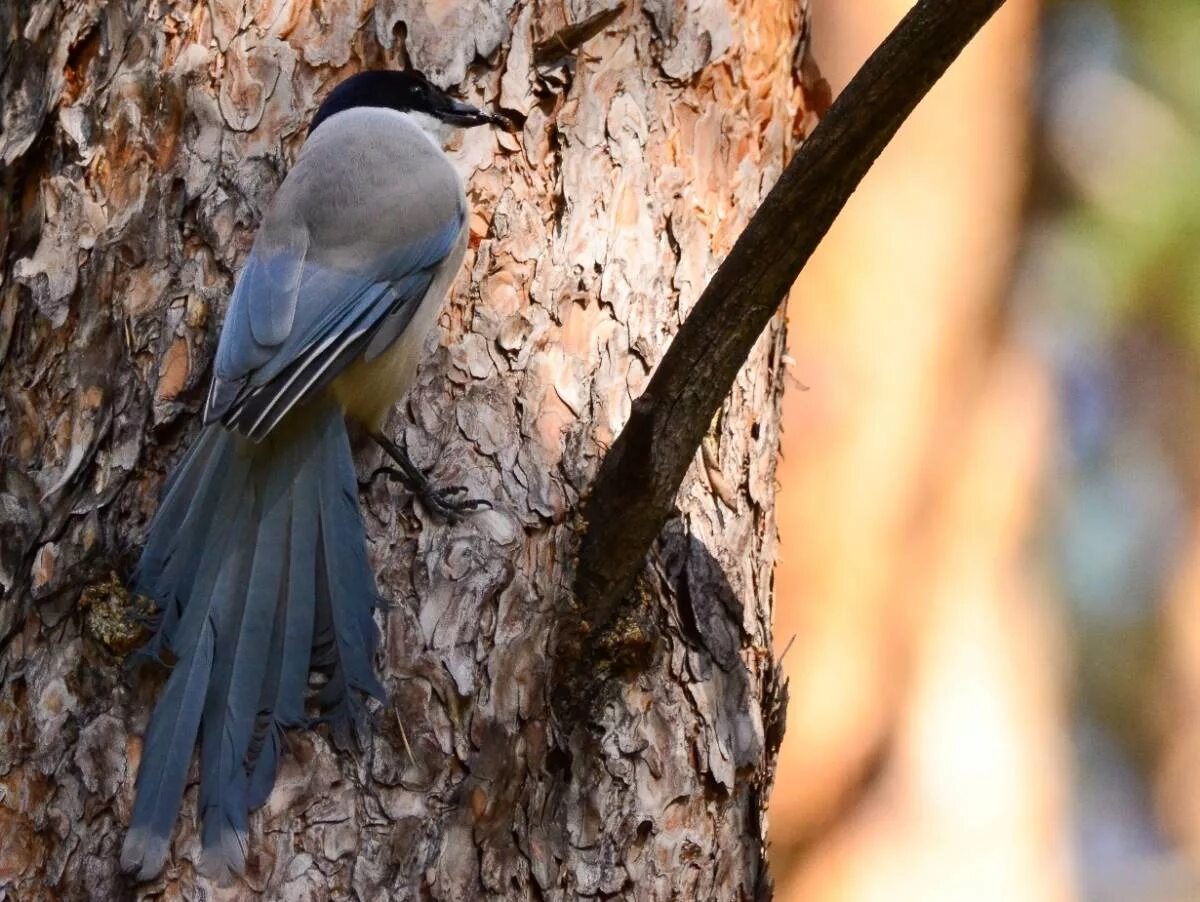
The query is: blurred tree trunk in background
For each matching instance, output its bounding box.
[769,1,1075,900]
[0,1,814,897]
[1160,524,1200,860]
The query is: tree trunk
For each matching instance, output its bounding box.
[0,1,809,898]
[769,3,1074,900]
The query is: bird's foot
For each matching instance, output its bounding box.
[366,465,491,523]
[367,433,492,524]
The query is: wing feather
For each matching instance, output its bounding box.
[203,111,466,441]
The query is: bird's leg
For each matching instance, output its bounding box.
[367,432,491,523]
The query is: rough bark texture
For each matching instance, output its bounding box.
[0,1,810,898]
[575,0,1007,631]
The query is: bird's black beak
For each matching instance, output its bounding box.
[437,97,511,130]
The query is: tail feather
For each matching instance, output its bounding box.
[134,425,226,590]
[131,427,240,662]
[122,432,254,876]
[311,418,383,750]
[197,455,289,881]
[123,407,380,882]
[310,551,369,751]
[321,415,384,689]
[120,617,215,881]
[246,445,320,809]
[154,443,253,637]
[244,513,295,810]
[152,445,255,663]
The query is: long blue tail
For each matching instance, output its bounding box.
[120,404,383,882]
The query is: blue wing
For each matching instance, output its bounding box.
[204,208,465,442]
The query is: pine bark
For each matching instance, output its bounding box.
[0,1,809,898]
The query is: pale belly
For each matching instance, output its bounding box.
[329,231,466,432]
[331,331,420,431]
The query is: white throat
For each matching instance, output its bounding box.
[405,111,456,149]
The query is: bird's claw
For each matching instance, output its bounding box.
[361,463,491,523]
[419,485,493,523]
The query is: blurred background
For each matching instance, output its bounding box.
[770,0,1200,900]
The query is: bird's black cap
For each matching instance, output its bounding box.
[309,69,507,135]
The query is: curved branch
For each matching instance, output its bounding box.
[575,0,1009,627]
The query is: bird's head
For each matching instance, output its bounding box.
[308,69,508,136]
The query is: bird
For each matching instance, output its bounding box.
[120,69,507,883]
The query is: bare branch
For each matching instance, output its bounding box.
[574,0,1009,629]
